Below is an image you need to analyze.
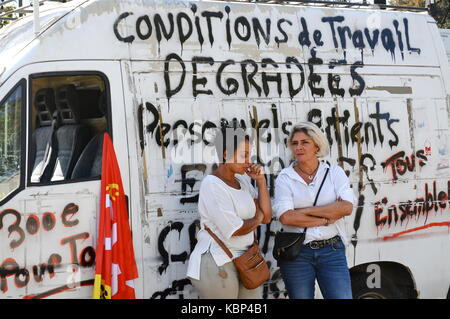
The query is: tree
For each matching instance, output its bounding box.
[390,0,450,28]
[0,5,15,29]
[390,0,426,6]
[431,0,450,28]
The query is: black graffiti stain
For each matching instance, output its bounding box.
[328,59,347,98]
[338,153,377,194]
[60,232,94,266]
[320,16,420,60]
[151,278,192,299]
[275,19,292,47]
[349,61,365,97]
[164,53,186,101]
[176,156,285,206]
[1,204,87,250]
[42,212,56,231]
[135,14,152,41]
[263,266,288,299]
[113,12,135,43]
[155,218,280,295]
[158,222,188,275]
[150,271,287,299]
[152,254,286,299]
[307,48,325,98]
[188,220,200,253]
[258,222,274,256]
[201,10,224,47]
[143,102,289,149]
[61,203,79,227]
[137,103,145,153]
[32,254,62,283]
[309,103,400,152]
[154,13,175,54]
[298,17,311,47]
[25,215,40,235]
[114,7,421,63]
[1,259,29,292]
[115,9,293,52]
[164,52,366,100]
[1,253,62,293]
[350,194,365,249]
[261,58,282,97]
[179,164,207,204]
[252,17,271,48]
[192,56,214,97]
[176,12,193,54]
[285,57,305,99]
[225,6,232,50]
[0,209,25,249]
[190,4,204,51]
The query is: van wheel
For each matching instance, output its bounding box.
[351,273,404,299]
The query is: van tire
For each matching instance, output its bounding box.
[351,272,404,299]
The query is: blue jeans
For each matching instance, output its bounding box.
[278,239,353,299]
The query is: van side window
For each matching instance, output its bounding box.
[29,74,109,184]
[0,81,25,202]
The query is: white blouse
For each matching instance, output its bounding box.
[273,162,356,245]
[186,173,258,281]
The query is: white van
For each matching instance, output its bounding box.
[440,28,450,65]
[0,0,449,299]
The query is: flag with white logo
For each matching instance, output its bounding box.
[93,132,138,299]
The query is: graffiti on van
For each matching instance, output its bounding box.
[0,203,95,297]
[374,181,450,229]
[113,6,421,61]
[113,6,423,103]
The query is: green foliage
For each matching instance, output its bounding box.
[433,0,450,28]
[390,0,450,28]
[0,5,16,29]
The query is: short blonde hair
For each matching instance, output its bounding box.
[288,122,329,158]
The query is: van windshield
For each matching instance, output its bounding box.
[0,83,23,202]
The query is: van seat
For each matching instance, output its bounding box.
[50,85,91,181]
[71,131,104,179]
[30,88,59,183]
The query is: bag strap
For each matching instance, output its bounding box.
[313,167,330,206]
[204,225,234,259]
[302,167,330,234]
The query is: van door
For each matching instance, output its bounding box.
[0,61,130,299]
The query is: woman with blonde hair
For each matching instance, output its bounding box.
[273,121,355,299]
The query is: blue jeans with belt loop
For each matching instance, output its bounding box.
[278,239,353,299]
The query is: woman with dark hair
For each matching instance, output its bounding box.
[187,124,272,299]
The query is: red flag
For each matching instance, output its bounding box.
[93,132,138,299]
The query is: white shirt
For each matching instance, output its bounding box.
[186,173,258,280]
[273,162,356,245]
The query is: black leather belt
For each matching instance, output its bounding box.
[307,235,341,249]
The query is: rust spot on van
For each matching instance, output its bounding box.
[367,86,412,94]
[353,98,364,192]
[251,105,260,160]
[406,98,414,150]
[333,99,344,169]
[158,105,166,160]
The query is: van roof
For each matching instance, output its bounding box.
[0,0,87,83]
[0,0,434,86]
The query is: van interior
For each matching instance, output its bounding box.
[29,74,108,184]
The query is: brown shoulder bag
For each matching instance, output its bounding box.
[205,226,270,289]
